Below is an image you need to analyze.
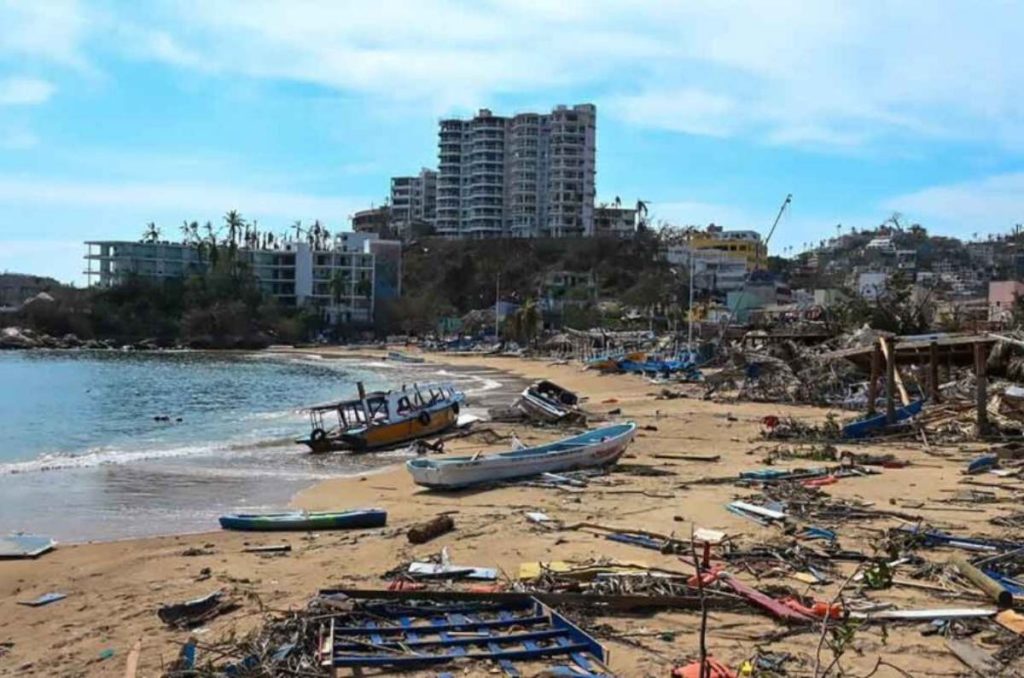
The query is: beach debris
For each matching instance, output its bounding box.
[181,547,213,557]
[966,453,999,475]
[168,637,197,673]
[996,609,1024,636]
[652,453,720,462]
[183,590,612,675]
[672,657,737,678]
[946,637,1003,676]
[242,544,291,554]
[96,648,115,661]
[0,535,56,559]
[726,500,787,524]
[17,592,66,607]
[949,554,1014,608]
[123,638,141,678]
[407,514,455,544]
[157,590,239,629]
[407,562,497,581]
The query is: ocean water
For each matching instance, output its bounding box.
[0,350,515,542]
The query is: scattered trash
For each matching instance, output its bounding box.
[18,592,66,607]
[0,535,56,559]
[407,514,455,544]
[157,590,239,628]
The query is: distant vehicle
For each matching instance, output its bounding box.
[297,382,464,453]
[406,422,636,489]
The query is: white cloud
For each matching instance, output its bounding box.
[882,173,1024,236]
[0,175,369,222]
[0,77,55,106]
[0,0,93,69]
[0,129,38,149]
[110,1,1024,151]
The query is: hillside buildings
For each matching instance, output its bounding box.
[84,233,401,325]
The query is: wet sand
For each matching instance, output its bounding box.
[0,350,1012,676]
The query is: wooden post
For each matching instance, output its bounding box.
[975,342,988,436]
[867,342,881,415]
[356,381,372,425]
[885,338,897,424]
[929,341,940,403]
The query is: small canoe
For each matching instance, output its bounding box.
[218,509,387,532]
[406,423,636,489]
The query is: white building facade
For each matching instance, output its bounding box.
[390,168,437,236]
[85,232,395,324]
[435,104,597,239]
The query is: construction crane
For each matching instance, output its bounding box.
[714,193,794,341]
[756,193,792,271]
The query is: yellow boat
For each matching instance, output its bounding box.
[298,382,464,453]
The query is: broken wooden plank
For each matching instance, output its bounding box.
[995,609,1024,636]
[945,638,1001,677]
[651,453,721,462]
[124,638,141,678]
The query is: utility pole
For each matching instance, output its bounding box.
[687,233,695,350]
[495,272,500,340]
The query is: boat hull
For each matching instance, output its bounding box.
[301,401,460,453]
[406,423,636,489]
[219,509,387,532]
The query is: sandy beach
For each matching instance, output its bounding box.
[0,350,1012,676]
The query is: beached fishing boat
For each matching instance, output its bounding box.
[387,350,425,364]
[406,422,637,489]
[298,382,464,453]
[515,380,581,422]
[218,508,387,531]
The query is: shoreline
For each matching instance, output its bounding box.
[0,352,1005,676]
[0,347,528,546]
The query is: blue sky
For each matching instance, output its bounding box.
[2,0,1024,284]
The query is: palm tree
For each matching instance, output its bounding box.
[142,222,160,243]
[180,220,192,244]
[330,270,349,305]
[290,220,304,243]
[223,210,245,246]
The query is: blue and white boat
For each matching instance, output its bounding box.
[406,423,637,489]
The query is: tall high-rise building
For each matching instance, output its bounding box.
[389,168,437,237]
[435,103,596,239]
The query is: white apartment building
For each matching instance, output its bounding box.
[593,205,637,238]
[665,245,748,294]
[435,104,597,239]
[84,232,397,324]
[390,168,437,236]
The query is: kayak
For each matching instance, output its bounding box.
[218,509,387,532]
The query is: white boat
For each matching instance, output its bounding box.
[405,423,636,489]
[515,380,581,422]
[387,350,425,364]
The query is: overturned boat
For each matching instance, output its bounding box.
[515,380,583,423]
[406,422,636,489]
[298,382,464,453]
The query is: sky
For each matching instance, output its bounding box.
[1,0,1024,284]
